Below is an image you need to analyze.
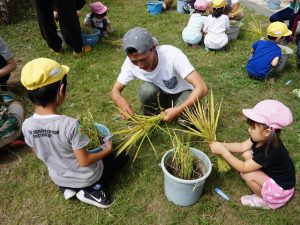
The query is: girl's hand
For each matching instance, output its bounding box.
[209,142,228,155]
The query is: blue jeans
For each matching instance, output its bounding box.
[139,82,191,115]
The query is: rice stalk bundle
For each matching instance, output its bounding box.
[180,90,230,173]
[102,39,123,49]
[82,26,93,35]
[170,133,194,180]
[248,17,264,38]
[79,111,103,150]
[113,114,164,162]
[231,5,245,17]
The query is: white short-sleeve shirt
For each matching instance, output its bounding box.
[117,45,195,94]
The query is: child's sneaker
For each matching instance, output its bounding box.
[241,194,270,209]
[76,189,114,208]
[60,187,77,200]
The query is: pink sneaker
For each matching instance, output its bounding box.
[241,194,270,209]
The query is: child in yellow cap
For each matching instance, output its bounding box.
[246,22,292,81]
[21,58,128,208]
[203,0,229,51]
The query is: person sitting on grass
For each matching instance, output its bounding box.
[110,27,208,123]
[210,100,295,209]
[269,0,300,44]
[246,22,292,81]
[0,100,25,148]
[206,0,243,20]
[84,1,113,38]
[182,0,209,48]
[0,36,16,92]
[203,0,229,51]
[21,58,128,208]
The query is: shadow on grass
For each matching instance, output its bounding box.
[2,0,34,24]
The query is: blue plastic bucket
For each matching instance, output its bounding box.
[161,148,212,206]
[88,123,111,153]
[81,28,100,46]
[268,0,281,10]
[147,1,163,15]
[177,0,187,13]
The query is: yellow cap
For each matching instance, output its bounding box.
[212,0,227,8]
[267,22,292,38]
[21,58,69,90]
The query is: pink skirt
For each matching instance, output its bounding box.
[261,176,294,209]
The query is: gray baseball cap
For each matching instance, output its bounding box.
[123,27,158,54]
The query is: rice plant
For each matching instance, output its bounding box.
[102,38,123,49]
[112,113,164,162]
[169,133,195,180]
[180,90,230,173]
[78,111,103,150]
[248,16,264,38]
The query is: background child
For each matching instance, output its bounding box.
[203,0,229,51]
[21,58,128,208]
[210,100,295,210]
[182,0,208,47]
[246,22,292,80]
[84,1,113,38]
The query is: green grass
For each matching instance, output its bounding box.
[1,1,300,224]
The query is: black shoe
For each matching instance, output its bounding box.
[76,188,114,208]
[59,187,77,200]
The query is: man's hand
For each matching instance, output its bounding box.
[209,141,228,155]
[162,106,182,123]
[118,102,135,119]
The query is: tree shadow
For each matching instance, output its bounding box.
[1,0,34,24]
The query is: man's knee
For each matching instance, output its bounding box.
[139,82,160,104]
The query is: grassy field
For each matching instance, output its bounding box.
[1,0,300,224]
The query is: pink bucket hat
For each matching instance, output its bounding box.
[242,100,293,129]
[89,2,107,14]
[194,0,209,11]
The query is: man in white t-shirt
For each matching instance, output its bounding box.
[110,27,207,123]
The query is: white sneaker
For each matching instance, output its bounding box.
[63,189,77,200]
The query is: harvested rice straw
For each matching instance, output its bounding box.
[170,133,194,180]
[79,111,102,150]
[230,5,245,17]
[102,39,123,49]
[180,90,230,173]
[113,113,164,162]
[248,17,264,38]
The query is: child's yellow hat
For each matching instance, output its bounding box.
[267,22,292,38]
[212,0,227,8]
[21,58,69,90]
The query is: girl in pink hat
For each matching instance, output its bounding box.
[210,100,295,210]
[84,1,113,37]
[182,0,209,48]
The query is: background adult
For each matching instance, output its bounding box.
[0,36,16,91]
[31,0,85,55]
[110,27,208,123]
[269,0,300,43]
